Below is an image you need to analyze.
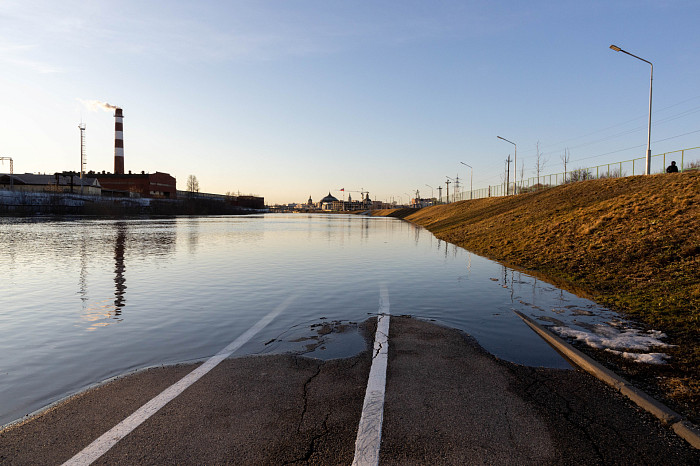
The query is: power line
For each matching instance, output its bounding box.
[541,94,700,149]
[571,129,700,163]
[518,94,700,158]
[520,104,700,160]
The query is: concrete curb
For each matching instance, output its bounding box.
[514,310,700,450]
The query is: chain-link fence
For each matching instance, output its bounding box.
[438,146,699,204]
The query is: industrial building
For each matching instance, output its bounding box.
[0,172,102,195]
[95,171,176,198]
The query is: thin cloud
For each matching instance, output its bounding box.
[0,43,62,73]
[0,1,523,67]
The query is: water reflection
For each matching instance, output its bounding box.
[114,223,127,314]
[187,218,199,254]
[78,227,89,306]
[76,220,177,330]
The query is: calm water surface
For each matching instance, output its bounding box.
[1,214,619,426]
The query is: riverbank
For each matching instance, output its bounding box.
[372,171,699,421]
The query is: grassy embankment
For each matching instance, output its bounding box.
[374,171,699,419]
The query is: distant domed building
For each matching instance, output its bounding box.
[320,192,338,203]
[319,192,340,210]
[307,195,313,206]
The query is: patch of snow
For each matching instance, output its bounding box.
[551,325,673,351]
[605,349,670,365]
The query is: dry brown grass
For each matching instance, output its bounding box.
[374,171,700,420]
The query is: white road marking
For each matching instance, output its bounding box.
[62,295,296,466]
[352,284,391,466]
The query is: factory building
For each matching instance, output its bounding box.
[0,173,102,195]
[95,171,177,198]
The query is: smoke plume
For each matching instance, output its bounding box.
[79,99,119,112]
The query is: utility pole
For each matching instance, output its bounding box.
[454,175,460,202]
[445,178,451,204]
[505,155,512,195]
[498,136,517,194]
[437,186,443,203]
[79,123,86,194]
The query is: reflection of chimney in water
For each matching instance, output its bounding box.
[114,224,127,314]
[114,108,124,174]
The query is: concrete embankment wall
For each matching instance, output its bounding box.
[0,190,266,216]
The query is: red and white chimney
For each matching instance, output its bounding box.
[114,108,124,174]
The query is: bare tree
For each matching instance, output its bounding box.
[519,160,525,190]
[186,174,200,193]
[569,168,593,182]
[561,147,571,181]
[534,141,547,188]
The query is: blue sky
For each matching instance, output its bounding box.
[1,1,699,204]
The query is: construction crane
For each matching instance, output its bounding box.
[338,188,370,202]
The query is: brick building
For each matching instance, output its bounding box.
[95,171,177,199]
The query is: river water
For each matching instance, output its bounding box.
[0,214,638,426]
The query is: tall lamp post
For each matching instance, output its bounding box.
[610,44,653,175]
[425,184,435,199]
[460,162,473,200]
[497,136,516,194]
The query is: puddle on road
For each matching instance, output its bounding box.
[256,319,367,361]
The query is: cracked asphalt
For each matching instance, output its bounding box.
[1,317,698,464]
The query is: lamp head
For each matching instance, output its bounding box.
[610,44,622,52]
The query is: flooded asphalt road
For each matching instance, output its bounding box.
[1,317,697,465]
[1,215,678,428]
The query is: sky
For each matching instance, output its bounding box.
[1,0,699,205]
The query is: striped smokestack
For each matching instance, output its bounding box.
[114,108,124,174]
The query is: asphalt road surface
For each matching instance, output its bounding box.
[1,317,698,464]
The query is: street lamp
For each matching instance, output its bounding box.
[610,44,653,175]
[497,136,516,194]
[460,162,473,200]
[425,184,434,198]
